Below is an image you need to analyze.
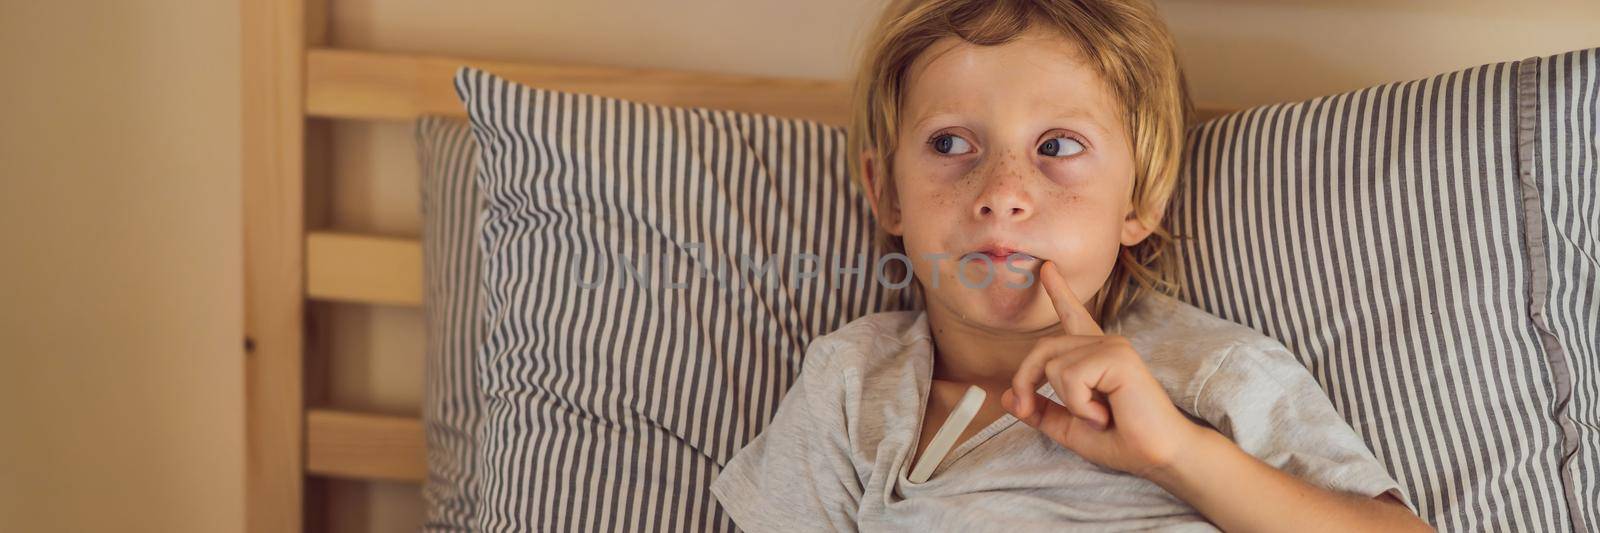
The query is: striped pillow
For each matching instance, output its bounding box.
[453,67,909,532]
[417,116,486,532]
[1172,48,1598,532]
[1525,48,1599,531]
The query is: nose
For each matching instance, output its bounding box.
[972,160,1034,222]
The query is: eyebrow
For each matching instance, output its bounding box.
[1040,105,1098,121]
[906,111,963,135]
[905,106,1114,139]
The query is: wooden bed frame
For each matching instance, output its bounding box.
[242,2,1231,530]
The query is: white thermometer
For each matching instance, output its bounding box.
[909,384,986,483]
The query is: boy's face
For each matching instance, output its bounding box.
[866,27,1155,333]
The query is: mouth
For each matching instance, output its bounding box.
[963,243,1039,264]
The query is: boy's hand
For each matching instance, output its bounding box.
[1001,260,1207,479]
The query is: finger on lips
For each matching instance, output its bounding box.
[1007,260,1107,421]
[1040,260,1104,336]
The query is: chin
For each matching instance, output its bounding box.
[947,284,1054,332]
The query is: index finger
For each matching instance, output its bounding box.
[1040,260,1103,336]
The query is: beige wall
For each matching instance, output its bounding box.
[1160,0,1600,108]
[1,0,1594,531]
[0,1,244,532]
[329,0,1600,108]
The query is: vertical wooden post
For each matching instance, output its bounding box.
[242,0,306,530]
[301,0,332,530]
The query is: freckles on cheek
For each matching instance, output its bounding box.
[941,168,986,205]
[919,178,962,207]
[1047,188,1081,205]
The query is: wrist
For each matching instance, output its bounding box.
[1143,421,1223,489]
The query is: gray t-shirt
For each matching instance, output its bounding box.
[710,291,1411,532]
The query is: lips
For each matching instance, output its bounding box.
[980,246,1018,258]
[966,243,1037,263]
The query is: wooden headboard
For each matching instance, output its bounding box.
[242,2,1233,531]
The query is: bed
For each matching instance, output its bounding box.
[242,1,1598,531]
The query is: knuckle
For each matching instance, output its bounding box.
[1101,337,1136,358]
[1028,337,1062,357]
[1044,356,1067,376]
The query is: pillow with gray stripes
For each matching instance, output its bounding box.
[1171,47,1597,531]
[450,66,910,532]
[417,116,485,532]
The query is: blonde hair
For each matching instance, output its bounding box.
[847,0,1192,325]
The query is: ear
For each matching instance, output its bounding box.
[1119,200,1162,246]
[861,149,904,236]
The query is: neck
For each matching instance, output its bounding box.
[924,298,1057,388]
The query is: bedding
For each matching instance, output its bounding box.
[1523,48,1598,531]
[451,66,910,532]
[1170,47,1598,531]
[417,116,486,532]
[432,47,1597,532]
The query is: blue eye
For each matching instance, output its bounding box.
[931,134,974,155]
[1039,136,1085,157]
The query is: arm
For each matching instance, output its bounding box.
[1004,262,1429,532]
[1147,423,1429,533]
[710,343,862,532]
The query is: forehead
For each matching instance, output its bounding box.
[901,27,1121,128]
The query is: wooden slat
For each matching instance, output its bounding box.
[305,47,1237,126]
[306,47,855,125]
[243,0,306,530]
[305,409,426,483]
[305,231,422,307]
